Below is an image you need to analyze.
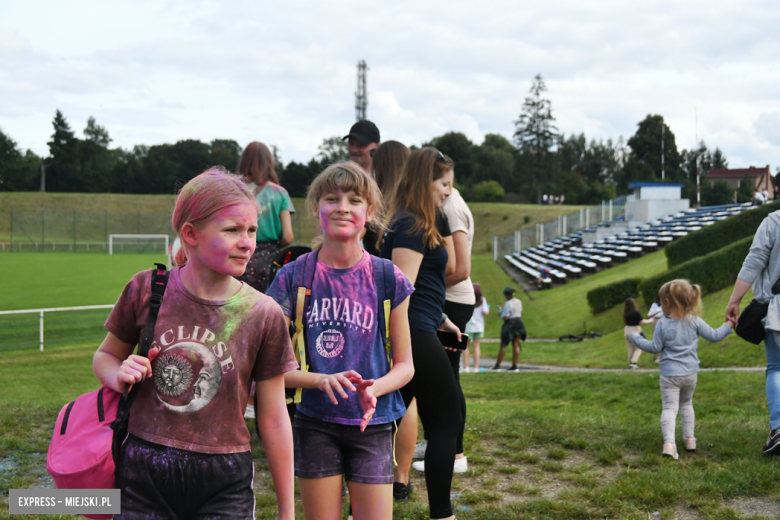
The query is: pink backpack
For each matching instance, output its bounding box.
[46,264,169,518]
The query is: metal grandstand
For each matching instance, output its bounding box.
[502,202,758,290]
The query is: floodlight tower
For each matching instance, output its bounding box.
[355,60,368,121]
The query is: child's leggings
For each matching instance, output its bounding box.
[659,374,698,444]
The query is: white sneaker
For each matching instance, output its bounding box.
[662,443,679,460]
[243,405,255,420]
[412,456,468,473]
[413,440,427,459]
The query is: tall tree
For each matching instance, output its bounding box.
[0,128,40,191]
[317,136,348,163]
[80,116,118,192]
[423,132,475,184]
[46,109,81,192]
[83,116,111,147]
[626,114,682,184]
[513,74,558,203]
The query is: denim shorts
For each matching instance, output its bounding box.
[293,412,394,484]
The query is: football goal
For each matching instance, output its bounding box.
[108,234,170,255]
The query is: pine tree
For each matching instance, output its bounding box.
[513,74,558,204]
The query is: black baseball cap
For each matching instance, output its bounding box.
[503,286,516,295]
[343,120,380,145]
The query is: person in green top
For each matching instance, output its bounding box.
[236,141,295,293]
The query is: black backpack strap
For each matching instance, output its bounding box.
[112,263,169,462]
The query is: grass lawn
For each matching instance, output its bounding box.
[479,283,764,369]
[1,346,778,519]
[0,253,167,352]
[471,251,669,340]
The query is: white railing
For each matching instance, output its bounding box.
[493,195,629,260]
[0,305,115,351]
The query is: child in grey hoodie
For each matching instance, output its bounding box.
[630,279,736,460]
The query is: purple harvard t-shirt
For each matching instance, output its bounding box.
[105,267,298,454]
[267,251,414,426]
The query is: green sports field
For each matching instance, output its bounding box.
[0,253,167,351]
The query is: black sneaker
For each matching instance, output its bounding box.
[492,364,501,371]
[393,482,412,502]
[763,428,780,455]
[508,365,518,372]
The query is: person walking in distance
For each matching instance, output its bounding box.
[493,287,525,371]
[344,120,381,173]
[464,283,489,372]
[623,297,654,369]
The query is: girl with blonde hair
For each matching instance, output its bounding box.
[267,162,415,520]
[630,279,735,459]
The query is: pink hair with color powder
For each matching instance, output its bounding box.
[172,166,259,267]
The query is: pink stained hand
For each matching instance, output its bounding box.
[318,370,361,405]
[120,346,160,394]
[355,380,377,432]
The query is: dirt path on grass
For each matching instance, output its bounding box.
[476,356,766,373]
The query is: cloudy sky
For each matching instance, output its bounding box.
[1,0,779,169]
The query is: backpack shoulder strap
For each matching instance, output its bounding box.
[372,256,396,366]
[291,251,319,403]
[114,263,169,442]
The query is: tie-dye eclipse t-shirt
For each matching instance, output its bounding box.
[267,251,414,426]
[105,267,298,454]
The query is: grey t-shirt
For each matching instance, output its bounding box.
[630,316,732,377]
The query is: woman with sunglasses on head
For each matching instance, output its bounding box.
[381,148,461,520]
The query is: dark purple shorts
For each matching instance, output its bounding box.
[293,412,394,484]
[115,435,255,519]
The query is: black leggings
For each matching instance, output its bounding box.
[402,329,462,519]
[444,300,472,454]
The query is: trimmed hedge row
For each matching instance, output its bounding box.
[587,277,642,314]
[640,234,754,304]
[665,201,780,268]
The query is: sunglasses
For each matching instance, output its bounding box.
[435,150,448,162]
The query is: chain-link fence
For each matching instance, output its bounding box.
[492,195,630,260]
[1,210,304,253]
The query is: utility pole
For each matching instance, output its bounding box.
[695,108,701,208]
[661,124,665,181]
[355,60,368,121]
[39,161,46,192]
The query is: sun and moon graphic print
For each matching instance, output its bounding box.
[150,327,227,413]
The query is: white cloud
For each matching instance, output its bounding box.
[0,0,779,170]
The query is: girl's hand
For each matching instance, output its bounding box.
[117,347,160,393]
[438,318,462,352]
[318,370,362,405]
[354,380,377,432]
[726,318,738,329]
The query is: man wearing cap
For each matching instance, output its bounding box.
[343,120,380,173]
[493,287,526,371]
